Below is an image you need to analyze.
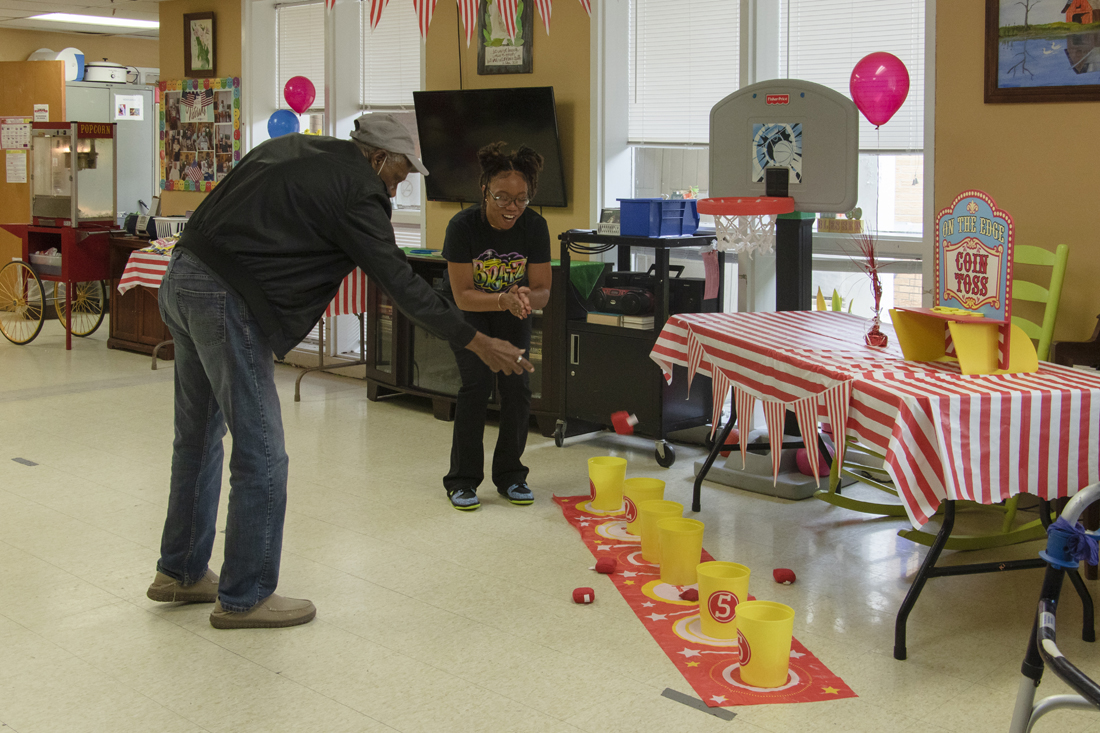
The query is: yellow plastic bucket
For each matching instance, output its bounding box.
[587,456,627,511]
[656,518,705,586]
[736,600,795,688]
[696,561,750,639]
[623,478,665,535]
[638,500,683,563]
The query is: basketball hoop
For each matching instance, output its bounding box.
[696,197,795,258]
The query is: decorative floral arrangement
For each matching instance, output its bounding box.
[849,229,888,348]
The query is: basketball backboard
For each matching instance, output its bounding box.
[709,79,859,214]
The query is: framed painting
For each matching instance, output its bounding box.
[184,12,216,78]
[477,0,534,75]
[159,77,241,192]
[985,0,1100,103]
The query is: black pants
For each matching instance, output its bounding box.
[444,309,532,494]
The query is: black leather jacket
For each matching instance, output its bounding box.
[176,133,475,358]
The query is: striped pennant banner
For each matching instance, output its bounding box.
[369,0,390,28]
[413,0,438,38]
[534,0,552,34]
[456,0,478,45]
[683,329,704,396]
[325,269,369,317]
[498,0,518,39]
[734,387,755,470]
[762,401,788,486]
[709,370,733,440]
[822,381,852,468]
[793,395,822,481]
[577,0,591,16]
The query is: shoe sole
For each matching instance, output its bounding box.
[501,497,533,505]
[209,607,317,629]
[452,503,481,511]
[147,587,218,603]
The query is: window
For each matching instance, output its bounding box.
[275,1,325,112]
[360,3,421,108]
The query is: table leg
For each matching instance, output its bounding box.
[691,413,738,513]
[151,339,174,370]
[895,501,956,660]
[65,279,72,350]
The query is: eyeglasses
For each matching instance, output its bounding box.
[488,190,530,209]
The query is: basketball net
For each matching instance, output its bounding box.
[712,213,778,258]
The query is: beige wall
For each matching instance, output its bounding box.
[936,4,1100,342]
[0,28,159,68]
[423,2,591,257]
[159,0,243,215]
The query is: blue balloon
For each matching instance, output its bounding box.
[267,109,299,138]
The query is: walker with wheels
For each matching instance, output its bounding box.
[1010,482,1100,732]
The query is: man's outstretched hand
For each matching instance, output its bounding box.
[465,331,534,374]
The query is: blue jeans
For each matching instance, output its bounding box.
[156,249,288,612]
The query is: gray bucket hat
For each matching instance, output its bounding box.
[350,113,428,176]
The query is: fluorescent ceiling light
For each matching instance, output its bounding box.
[28,13,159,30]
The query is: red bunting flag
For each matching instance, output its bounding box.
[413,0,438,38]
[497,0,518,39]
[577,0,590,16]
[326,0,337,8]
[369,0,391,28]
[534,0,552,34]
[456,0,478,46]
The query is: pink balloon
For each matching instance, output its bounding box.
[283,76,316,115]
[849,52,910,128]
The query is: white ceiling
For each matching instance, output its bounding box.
[0,0,166,40]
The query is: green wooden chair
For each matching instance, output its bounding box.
[816,244,1071,550]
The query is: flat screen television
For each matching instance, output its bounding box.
[413,87,568,208]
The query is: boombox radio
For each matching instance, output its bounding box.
[590,285,655,316]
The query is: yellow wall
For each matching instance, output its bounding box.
[158,0,243,215]
[0,28,159,68]
[423,2,591,257]
[936,4,1100,341]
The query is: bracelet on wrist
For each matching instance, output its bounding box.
[497,291,505,310]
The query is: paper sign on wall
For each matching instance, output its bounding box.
[6,151,27,183]
[114,94,144,121]
[33,104,49,122]
[1,118,31,149]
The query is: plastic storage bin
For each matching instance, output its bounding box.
[154,216,188,239]
[29,252,62,277]
[617,198,700,237]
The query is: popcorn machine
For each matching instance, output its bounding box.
[0,122,116,349]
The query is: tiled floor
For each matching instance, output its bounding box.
[1,321,1098,732]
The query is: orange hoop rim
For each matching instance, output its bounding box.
[696,196,795,216]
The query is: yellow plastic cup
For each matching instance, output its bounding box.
[638,500,683,563]
[623,478,665,535]
[736,601,795,688]
[697,561,751,639]
[656,518,705,586]
[587,456,627,511]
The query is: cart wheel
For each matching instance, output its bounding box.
[554,420,566,448]
[655,442,676,468]
[54,280,106,337]
[0,261,45,345]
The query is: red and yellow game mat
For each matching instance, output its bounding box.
[555,495,856,707]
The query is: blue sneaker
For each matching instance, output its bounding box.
[448,488,480,511]
[498,482,534,505]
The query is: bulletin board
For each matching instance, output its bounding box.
[158,77,240,192]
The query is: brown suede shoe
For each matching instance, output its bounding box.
[146,568,219,603]
[209,593,316,629]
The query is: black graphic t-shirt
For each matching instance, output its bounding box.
[441,205,552,305]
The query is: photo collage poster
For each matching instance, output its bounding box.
[158,77,241,192]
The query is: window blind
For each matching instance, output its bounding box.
[361,2,421,107]
[779,0,924,152]
[276,1,325,111]
[628,0,740,145]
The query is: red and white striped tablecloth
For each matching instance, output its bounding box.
[651,311,1100,526]
[116,250,369,317]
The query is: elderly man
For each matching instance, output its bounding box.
[146,114,532,629]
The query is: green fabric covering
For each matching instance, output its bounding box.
[568,260,607,299]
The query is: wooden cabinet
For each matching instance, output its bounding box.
[107,234,173,359]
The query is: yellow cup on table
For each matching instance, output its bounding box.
[736,600,795,688]
[623,478,665,535]
[656,518,705,586]
[697,561,751,639]
[587,456,627,511]
[638,500,683,563]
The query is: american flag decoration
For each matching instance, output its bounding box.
[413,0,438,38]
[456,0,477,46]
[181,90,212,114]
[184,162,203,182]
[534,0,552,34]
[497,0,518,39]
[577,0,590,17]
[369,0,390,28]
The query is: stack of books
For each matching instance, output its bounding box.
[622,315,655,330]
[586,312,622,327]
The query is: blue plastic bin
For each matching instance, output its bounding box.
[617,198,700,237]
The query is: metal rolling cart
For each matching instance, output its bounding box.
[555,227,723,467]
[0,122,115,348]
